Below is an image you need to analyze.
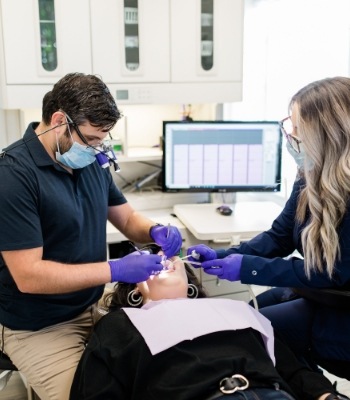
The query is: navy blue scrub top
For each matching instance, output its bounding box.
[0,123,126,330]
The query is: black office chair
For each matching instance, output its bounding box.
[0,350,36,399]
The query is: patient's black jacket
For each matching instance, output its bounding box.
[70,309,335,400]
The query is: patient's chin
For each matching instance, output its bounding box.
[152,287,187,301]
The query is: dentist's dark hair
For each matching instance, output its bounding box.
[42,72,122,131]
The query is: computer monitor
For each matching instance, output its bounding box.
[162,120,282,195]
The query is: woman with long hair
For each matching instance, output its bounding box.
[186,77,350,378]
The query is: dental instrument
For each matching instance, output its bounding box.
[166,222,170,238]
[129,242,144,255]
[174,259,201,266]
[179,250,201,261]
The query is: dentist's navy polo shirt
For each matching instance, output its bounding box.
[0,123,126,330]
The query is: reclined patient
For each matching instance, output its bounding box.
[70,246,347,400]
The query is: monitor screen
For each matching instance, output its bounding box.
[162,120,282,193]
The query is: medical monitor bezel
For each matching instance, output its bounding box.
[161,120,282,194]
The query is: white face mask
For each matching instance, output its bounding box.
[286,141,313,171]
[286,140,305,169]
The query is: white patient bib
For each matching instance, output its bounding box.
[123,298,275,364]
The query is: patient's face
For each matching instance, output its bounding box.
[137,253,188,302]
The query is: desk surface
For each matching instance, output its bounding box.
[173,201,283,241]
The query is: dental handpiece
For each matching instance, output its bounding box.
[175,258,201,266]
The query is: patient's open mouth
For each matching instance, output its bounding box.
[151,259,176,276]
[161,259,175,272]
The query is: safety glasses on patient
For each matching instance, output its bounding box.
[279,116,302,154]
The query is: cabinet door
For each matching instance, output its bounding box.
[90,0,170,84]
[1,0,92,84]
[170,0,244,83]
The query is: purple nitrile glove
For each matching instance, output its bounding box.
[201,254,243,281]
[150,225,182,257]
[186,244,217,267]
[108,251,163,283]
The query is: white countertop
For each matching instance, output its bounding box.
[106,196,284,246]
[173,201,283,241]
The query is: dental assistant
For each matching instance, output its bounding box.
[0,72,182,400]
[187,76,350,375]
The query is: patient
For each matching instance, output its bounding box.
[70,246,346,400]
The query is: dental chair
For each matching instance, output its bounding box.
[0,350,37,399]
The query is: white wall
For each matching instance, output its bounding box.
[225,0,350,120]
[224,0,350,198]
[0,110,22,151]
[111,103,216,149]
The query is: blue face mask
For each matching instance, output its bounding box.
[56,141,96,169]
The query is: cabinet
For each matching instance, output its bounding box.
[170,0,243,84]
[0,0,92,108]
[0,0,244,108]
[90,0,244,104]
[0,0,91,84]
[196,270,251,302]
[90,0,170,85]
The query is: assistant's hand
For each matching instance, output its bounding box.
[201,254,243,281]
[150,224,182,257]
[108,251,163,283]
[186,244,217,267]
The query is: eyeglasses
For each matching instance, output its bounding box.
[63,112,108,147]
[73,124,108,148]
[63,111,121,172]
[279,116,302,153]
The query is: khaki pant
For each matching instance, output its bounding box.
[1,306,99,400]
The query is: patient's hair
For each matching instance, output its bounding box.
[104,245,207,310]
